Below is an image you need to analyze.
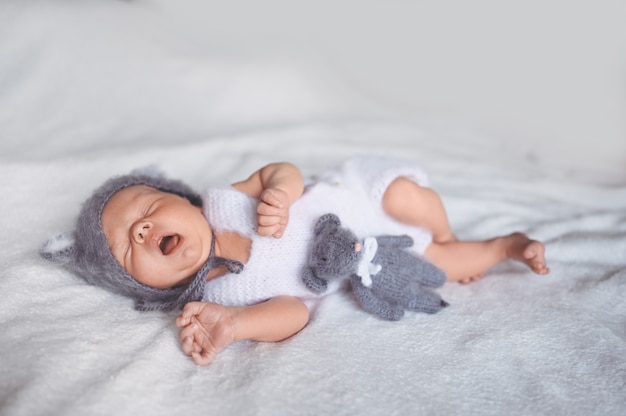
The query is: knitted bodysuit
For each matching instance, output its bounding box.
[202,156,433,307]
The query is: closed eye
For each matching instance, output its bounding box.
[143,200,157,217]
[143,195,164,218]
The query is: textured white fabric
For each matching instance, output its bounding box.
[202,156,433,306]
[3,2,626,415]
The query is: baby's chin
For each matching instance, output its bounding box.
[171,276,194,289]
[152,247,210,289]
[169,265,203,289]
[181,242,211,267]
[132,266,200,290]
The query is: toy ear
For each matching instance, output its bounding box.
[39,233,75,265]
[302,267,329,294]
[314,213,341,236]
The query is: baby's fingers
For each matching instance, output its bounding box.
[182,331,220,366]
[192,350,217,366]
[256,208,288,237]
[257,200,285,218]
[257,212,283,227]
[259,188,288,209]
[175,315,189,327]
[179,323,201,348]
[181,335,202,356]
[257,224,285,238]
[176,302,204,327]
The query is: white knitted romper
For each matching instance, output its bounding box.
[202,156,433,307]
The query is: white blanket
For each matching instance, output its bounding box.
[1,2,625,416]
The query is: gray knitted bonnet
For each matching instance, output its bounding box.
[40,169,243,312]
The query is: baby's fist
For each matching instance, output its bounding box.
[256,188,290,238]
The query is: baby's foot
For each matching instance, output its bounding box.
[507,233,550,275]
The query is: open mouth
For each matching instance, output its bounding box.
[159,234,181,255]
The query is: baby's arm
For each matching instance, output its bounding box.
[232,162,304,238]
[175,296,309,366]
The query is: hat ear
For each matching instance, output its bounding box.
[39,233,76,265]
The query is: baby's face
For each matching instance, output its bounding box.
[101,185,212,289]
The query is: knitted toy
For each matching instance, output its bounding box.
[302,213,448,321]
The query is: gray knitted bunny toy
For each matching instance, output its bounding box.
[302,213,448,321]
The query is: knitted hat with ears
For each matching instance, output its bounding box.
[40,168,243,312]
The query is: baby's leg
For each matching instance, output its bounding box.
[424,233,550,283]
[382,177,549,283]
[382,177,456,243]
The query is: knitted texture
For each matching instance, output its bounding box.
[202,186,319,306]
[319,155,430,207]
[300,213,361,293]
[40,156,434,311]
[39,170,222,312]
[302,213,448,321]
[201,156,435,307]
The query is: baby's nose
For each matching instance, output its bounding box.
[132,221,152,243]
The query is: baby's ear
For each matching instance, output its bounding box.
[314,213,341,236]
[40,233,75,265]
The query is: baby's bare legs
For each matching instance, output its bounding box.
[424,234,549,282]
[383,177,457,244]
[382,177,549,283]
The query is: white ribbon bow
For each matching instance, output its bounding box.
[356,237,382,287]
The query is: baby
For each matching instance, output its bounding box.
[41,156,549,365]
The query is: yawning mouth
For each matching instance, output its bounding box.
[159,234,181,255]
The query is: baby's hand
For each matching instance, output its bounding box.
[175,301,237,366]
[256,187,290,238]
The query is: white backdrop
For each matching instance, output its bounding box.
[157,0,626,180]
[2,0,624,180]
